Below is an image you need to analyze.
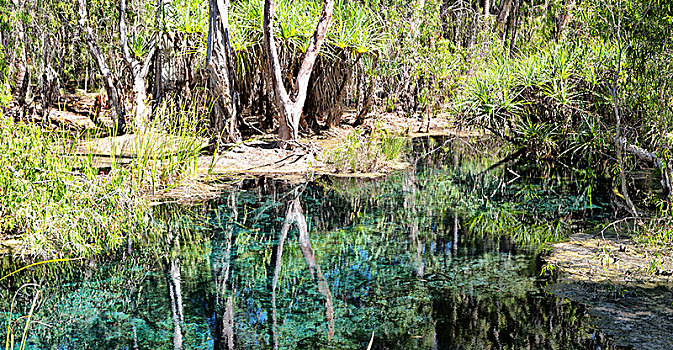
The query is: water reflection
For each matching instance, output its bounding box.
[211,191,237,349]
[0,136,623,349]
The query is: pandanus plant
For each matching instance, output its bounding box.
[227,0,387,133]
[122,0,386,139]
[460,41,617,163]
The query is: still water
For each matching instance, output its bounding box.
[1,136,622,349]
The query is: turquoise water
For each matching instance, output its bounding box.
[0,136,621,349]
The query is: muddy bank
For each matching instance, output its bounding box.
[546,232,673,349]
[548,281,673,350]
[546,233,673,284]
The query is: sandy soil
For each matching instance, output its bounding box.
[61,110,457,203]
[71,111,455,178]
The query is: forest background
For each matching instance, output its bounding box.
[0,0,672,257]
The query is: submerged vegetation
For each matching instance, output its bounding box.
[0,0,673,346]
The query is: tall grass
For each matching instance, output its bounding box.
[133,98,209,195]
[0,104,205,258]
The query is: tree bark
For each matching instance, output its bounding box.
[13,3,30,110]
[554,0,575,43]
[507,0,521,56]
[77,0,126,134]
[207,0,240,144]
[119,0,156,133]
[354,53,378,126]
[263,0,335,148]
[496,0,514,31]
[609,5,639,217]
[326,52,361,129]
[153,0,175,107]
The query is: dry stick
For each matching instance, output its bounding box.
[598,216,639,241]
[613,136,673,195]
[366,330,375,350]
[241,153,301,171]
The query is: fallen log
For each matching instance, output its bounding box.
[614,136,673,199]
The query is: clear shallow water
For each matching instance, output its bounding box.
[1,136,622,349]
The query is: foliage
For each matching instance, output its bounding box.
[0,117,131,257]
[460,42,615,163]
[325,128,408,173]
[0,111,204,258]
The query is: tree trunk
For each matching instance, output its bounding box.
[496,0,514,31]
[207,0,240,144]
[14,8,30,110]
[326,52,361,129]
[153,0,175,107]
[120,0,156,133]
[39,63,57,124]
[354,53,378,126]
[554,0,574,43]
[77,0,126,134]
[263,0,335,148]
[507,0,521,56]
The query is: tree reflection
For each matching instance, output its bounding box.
[164,245,184,350]
[269,187,335,345]
[211,191,237,350]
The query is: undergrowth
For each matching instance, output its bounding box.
[325,127,408,173]
[0,109,205,258]
[459,41,615,164]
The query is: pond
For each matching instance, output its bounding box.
[1,136,625,349]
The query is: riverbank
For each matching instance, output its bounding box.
[73,111,463,201]
[0,111,459,257]
[544,229,673,350]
